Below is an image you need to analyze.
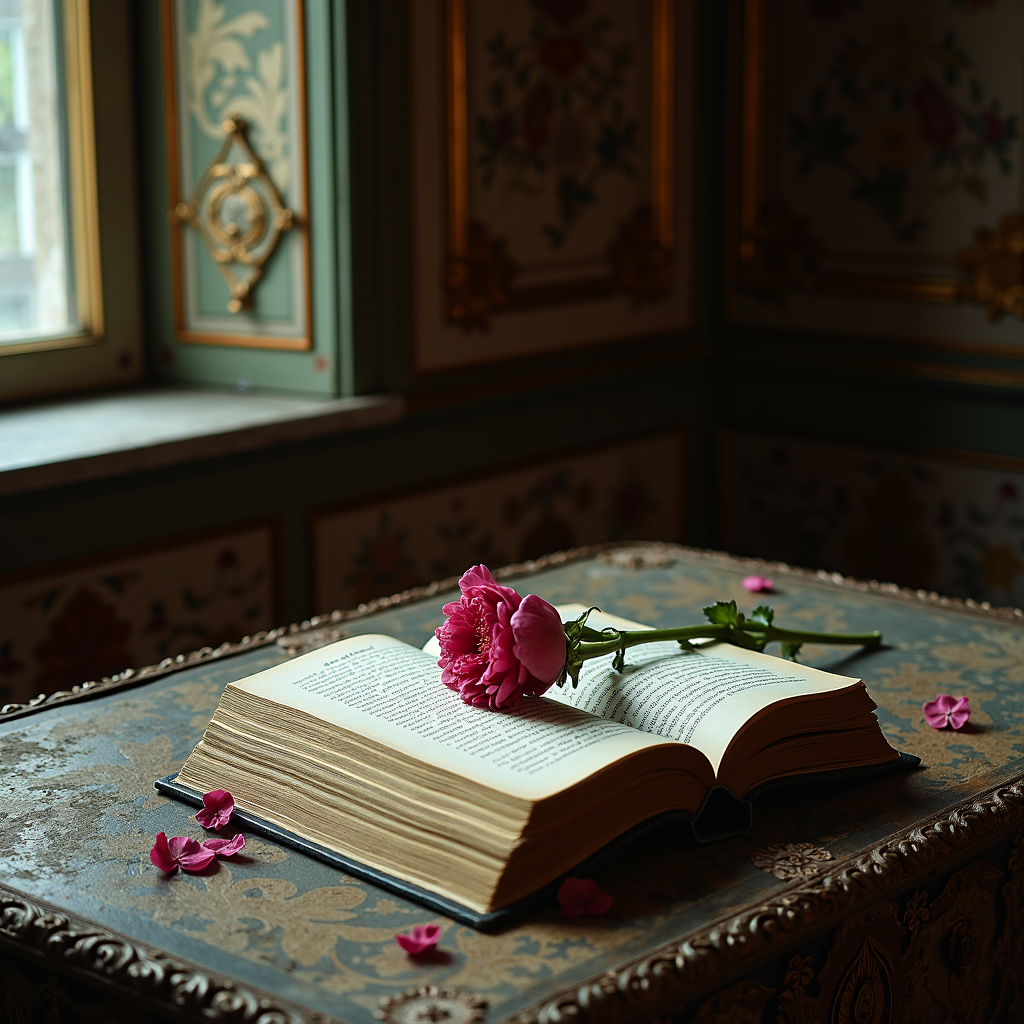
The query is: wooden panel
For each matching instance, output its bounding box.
[312,432,685,611]
[728,0,1024,358]
[410,0,696,373]
[720,428,1024,607]
[0,522,280,707]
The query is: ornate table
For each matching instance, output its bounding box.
[2,545,1023,1024]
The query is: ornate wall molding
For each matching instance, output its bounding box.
[0,888,332,1024]
[2,541,1021,722]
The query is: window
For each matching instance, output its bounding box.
[0,0,141,404]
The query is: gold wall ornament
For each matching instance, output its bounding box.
[376,987,487,1024]
[169,116,294,314]
[607,204,674,306]
[957,212,1024,321]
[738,202,821,305]
[750,842,833,881]
[444,221,518,331]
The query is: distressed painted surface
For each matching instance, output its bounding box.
[2,551,1023,1022]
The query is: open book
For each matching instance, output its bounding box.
[163,606,909,926]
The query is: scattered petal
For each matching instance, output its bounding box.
[923,694,970,730]
[395,923,442,954]
[196,789,235,830]
[151,832,217,873]
[742,576,774,593]
[558,877,613,917]
[203,834,246,857]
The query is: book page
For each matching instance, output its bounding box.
[232,634,675,801]
[542,606,862,774]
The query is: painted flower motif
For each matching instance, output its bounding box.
[538,0,588,27]
[972,110,1008,146]
[522,86,555,151]
[923,694,971,730]
[549,114,590,171]
[912,83,958,150]
[202,834,246,858]
[558,877,613,917]
[742,576,775,593]
[539,33,588,79]
[150,832,216,874]
[395,923,442,954]
[435,565,566,710]
[196,789,235,830]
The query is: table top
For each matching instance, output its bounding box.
[3,546,1024,1024]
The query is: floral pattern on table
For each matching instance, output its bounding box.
[0,524,278,708]
[312,432,684,612]
[720,429,1024,608]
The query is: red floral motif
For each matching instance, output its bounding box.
[539,33,587,79]
[522,87,555,151]
[975,110,1007,146]
[912,83,958,150]
[538,0,588,27]
[33,587,133,691]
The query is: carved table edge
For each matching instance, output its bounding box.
[2,541,1021,723]
[1,776,1021,1024]
[510,775,1024,1024]
[0,885,341,1024]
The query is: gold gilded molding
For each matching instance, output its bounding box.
[443,0,677,329]
[736,0,961,307]
[376,987,487,1024]
[958,212,1024,321]
[737,201,820,305]
[751,842,833,881]
[170,116,294,314]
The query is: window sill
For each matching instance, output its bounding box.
[0,386,404,497]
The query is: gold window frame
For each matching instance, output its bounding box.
[1,0,105,358]
[732,0,962,307]
[443,0,677,324]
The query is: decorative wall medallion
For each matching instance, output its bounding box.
[171,116,294,313]
[607,203,673,305]
[376,987,487,1024]
[957,212,1024,321]
[751,842,833,881]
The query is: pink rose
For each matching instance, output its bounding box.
[558,877,613,917]
[435,565,566,709]
[923,694,970,730]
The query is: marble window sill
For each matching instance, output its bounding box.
[0,386,403,497]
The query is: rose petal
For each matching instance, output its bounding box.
[150,832,177,872]
[742,576,774,593]
[948,696,970,730]
[924,693,971,730]
[196,789,235,830]
[511,594,567,684]
[395,923,442,954]
[558,878,612,917]
[166,835,217,871]
[203,834,246,857]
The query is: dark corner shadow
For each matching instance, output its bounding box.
[407,949,452,966]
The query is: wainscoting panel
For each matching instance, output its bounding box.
[720,429,1024,607]
[0,522,280,707]
[312,432,685,612]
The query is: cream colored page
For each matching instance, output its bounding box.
[233,634,669,801]
[541,606,861,774]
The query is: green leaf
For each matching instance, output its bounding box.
[703,600,742,627]
[781,642,803,662]
[749,604,774,627]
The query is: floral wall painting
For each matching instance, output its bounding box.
[0,524,279,709]
[411,0,694,372]
[162,0,311,348]
[730,0,1024,352]
[720,429,1024,609]
[312,432,684,613]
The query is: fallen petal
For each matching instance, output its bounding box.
[203,834,246,857]
[150,832,177,873]
[171,836,217,871]
[196,789,235,830]
[395,923,442,954]
[742,576,774,593]
[558,878,611,917]
[924,694,971,730]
